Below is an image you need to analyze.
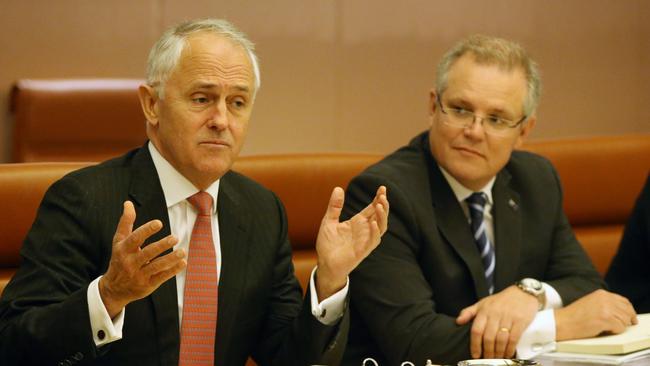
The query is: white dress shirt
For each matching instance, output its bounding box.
[440,167,562,359]
[86,142,347,347]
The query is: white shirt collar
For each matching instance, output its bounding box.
[438,166,495,206]
[148,142,220,213]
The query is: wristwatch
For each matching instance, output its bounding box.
[516,278,546,311]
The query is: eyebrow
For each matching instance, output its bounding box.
[447,97,512,116]
[191,82,251,94]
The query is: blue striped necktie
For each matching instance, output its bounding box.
[466,192,495,294]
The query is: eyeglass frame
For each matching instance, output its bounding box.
[435,94,528,136]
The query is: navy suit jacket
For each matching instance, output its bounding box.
[606,173,650,313]
[0,145,347,366]
[341,132,603,365]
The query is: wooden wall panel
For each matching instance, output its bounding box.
[0,0,648,161]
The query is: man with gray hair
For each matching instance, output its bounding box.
[0,19,389,365]
[341,34,636,365]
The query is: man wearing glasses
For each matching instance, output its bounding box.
[341,35,637,365]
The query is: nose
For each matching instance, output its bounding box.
[207,99,228,130]
[463,115,487,137]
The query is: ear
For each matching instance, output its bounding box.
[514,115,536,149]
[138,84,160,127]
[428,89,439,128]
[429,89,438,116]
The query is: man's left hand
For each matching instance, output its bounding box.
[456,285,539,359]
[314,186,388,301]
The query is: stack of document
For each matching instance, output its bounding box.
[535,313,650,366]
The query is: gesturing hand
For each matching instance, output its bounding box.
[315,186,389,300]
[456,285,539,359]
[99,201,187,318]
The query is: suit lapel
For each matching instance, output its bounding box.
[492,169,522,291]
[428,161,491,297]
[213,173,251,361]
[128,146,181,364]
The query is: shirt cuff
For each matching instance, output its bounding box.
[309,267,348,325]
[87,276,125,346]
[543,282,563,309]
[516,308,557,359]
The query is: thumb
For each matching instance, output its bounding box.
[324,187,345,222]
[456,304,478,325]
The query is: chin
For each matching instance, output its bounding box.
[197,158,231,177]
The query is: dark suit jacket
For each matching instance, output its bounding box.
[606,173,650,313]
[341,132,603,365]
[0,145,347,366]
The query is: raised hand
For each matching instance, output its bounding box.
[99,201,186,318]
[314,186,388,300]
[456,285,539,359]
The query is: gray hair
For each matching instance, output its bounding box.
[146,18,260,98]
[435,34,541,116]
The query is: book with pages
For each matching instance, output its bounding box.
[554,313,650,355]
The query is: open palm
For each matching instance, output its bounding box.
[314,186,388,299]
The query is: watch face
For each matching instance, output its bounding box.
[522,278,542,290]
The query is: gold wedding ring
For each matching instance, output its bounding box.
[499,327,510,333]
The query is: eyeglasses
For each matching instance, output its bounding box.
[436,95,528,137]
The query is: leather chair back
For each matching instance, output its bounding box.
[233,153,382,290]
[523,135,650,274]
[0,162,93,293]
[10,79,145,162]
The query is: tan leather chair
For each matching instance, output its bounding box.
[10,79,146,162]
[523,135,650,274]
[0,162,93,294]
[233,153,382,291]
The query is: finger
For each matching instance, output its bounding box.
[456,304,478,325]
[617,297,638,324]
[607,315,628,334]
[610,296,637,327]
[506,321,525,358]
[481,316,500,359]
[470,313,487,358]
[122,219,163,252]
[610,308,635,332]
[324,187,344,221]
[380,186,389,217]
[113,201,136,244]
[375,186,387,206]
[143,248,186,278]
[366,220,382,252]
[356,186,387,220]
[138,235,179,267]
[148,254,187,286]
[494,324,511,358]
[375,200,389,235]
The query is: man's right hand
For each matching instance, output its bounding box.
[99,201,187,318]
[555,289,638,341]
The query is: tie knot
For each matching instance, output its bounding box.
[187,191,213,216]
[466,192,487,209]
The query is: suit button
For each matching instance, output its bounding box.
[97,329,106,340]
[73,352,84,360]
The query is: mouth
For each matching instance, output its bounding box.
[453,146,485,158]
[200,140,231,148]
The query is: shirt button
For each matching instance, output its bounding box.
[97,329,105,340]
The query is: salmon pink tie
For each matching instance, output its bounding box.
[179,191,218,365]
